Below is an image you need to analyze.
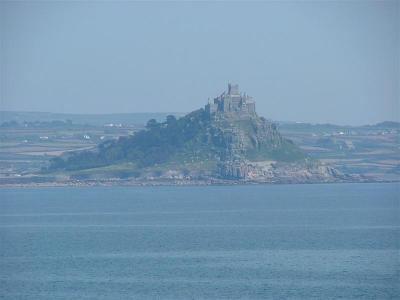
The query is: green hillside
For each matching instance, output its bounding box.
[49,108,305,177]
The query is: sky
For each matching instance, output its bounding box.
[1,1,399,125]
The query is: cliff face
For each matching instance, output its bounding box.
[209,115,303,162]
[206,113,341,181]
[217,157,344,182]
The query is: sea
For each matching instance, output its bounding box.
[0,183,399,299]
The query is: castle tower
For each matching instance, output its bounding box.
[228,83,240,95]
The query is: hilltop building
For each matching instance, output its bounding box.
[205,84,256,117]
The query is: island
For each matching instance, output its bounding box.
[42,84,351,186]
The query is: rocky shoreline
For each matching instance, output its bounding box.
[2,158,394,188]
[1,174,394,188]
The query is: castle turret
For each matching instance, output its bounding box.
[228,83,240,95]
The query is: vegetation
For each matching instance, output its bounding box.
[49,109,306,173]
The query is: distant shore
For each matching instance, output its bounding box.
[1,177,397,189]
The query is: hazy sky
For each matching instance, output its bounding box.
[1,1,399,125]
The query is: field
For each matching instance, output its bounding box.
[279,122,400,181]
[0,123,139,180]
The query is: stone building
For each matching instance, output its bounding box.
[205,84,256,117]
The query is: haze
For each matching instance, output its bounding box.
[1,1,399,125]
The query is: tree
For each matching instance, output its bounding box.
[166,115,177,126]
[146,119,159,130]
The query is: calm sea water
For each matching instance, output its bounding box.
[0,183,399,299]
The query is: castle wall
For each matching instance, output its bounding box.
[221,97,232,113]
[246,102,256,114]
[205,103,218,115]
[231,95,242,110]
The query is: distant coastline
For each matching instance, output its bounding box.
[1,176,397,189]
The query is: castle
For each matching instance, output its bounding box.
[205,84,256,117]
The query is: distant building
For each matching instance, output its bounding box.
[205,83,256,117]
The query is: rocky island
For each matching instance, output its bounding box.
[46,84,347,185]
